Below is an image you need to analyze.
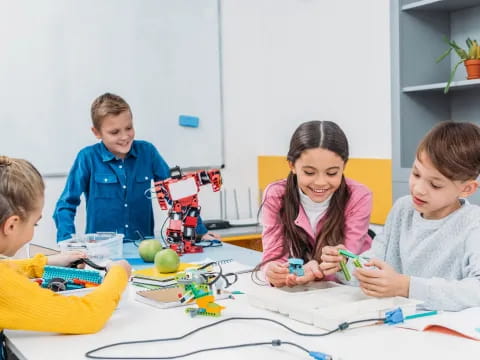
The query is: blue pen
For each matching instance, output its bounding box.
[405,310,438,320]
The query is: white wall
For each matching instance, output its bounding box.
[32,0,391,248]
[218,0,391,216]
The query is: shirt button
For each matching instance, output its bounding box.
[119,165,123,169]
[123,185,127,189]
[124,203,128,207]
[125,224,129,228]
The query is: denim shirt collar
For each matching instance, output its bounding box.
[99,141,138,162]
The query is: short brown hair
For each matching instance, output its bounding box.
[90,93,131,130]
[416,121,480,181]
[0,156,44,225]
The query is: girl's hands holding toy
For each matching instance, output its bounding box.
[265,261,289,287]
[285,259,323,286]
[354,258,410,297]
[319,244,347,276]
[47,251,87,267]
[106,260,132,277]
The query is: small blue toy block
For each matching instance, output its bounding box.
[42,266,103,291]
[288,258,304,277]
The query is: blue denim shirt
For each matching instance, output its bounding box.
[53,140,207,242]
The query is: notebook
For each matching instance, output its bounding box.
[397,307,480,341]
[135,287,185,309]
[135,286,233,309]
[132,262,197,279]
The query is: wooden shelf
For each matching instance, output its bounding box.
[402,0,480,11]
[402,78,480,93]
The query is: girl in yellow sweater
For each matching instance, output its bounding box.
[0,155,132,358]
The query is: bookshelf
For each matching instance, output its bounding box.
[391,0,480,203]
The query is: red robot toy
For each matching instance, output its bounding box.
[154,166,222,255]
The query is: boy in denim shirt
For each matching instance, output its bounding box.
[53,93,218,243]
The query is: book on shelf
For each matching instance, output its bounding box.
[396,307,480,341]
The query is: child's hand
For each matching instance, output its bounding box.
[319,244,347,276]
[285,259,324,286]
[47,251,87,267]
[354,258,410,298]
[265,261,289,287]
[201,232,222,241]
[106,260,132,277]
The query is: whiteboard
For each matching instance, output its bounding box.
[0,0,224,175]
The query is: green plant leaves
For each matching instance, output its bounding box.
[444,59,464,94]
[437,36,480,93]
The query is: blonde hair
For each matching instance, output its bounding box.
[0,156,44,225]
[90,92,131,130]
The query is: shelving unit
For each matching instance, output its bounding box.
[391,0,480,203]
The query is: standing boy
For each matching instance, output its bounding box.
[53,93,217,243]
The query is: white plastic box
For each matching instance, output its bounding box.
[59,232,124,264]
[247,281,422,330]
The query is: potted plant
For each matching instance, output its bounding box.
[436,37,480,93]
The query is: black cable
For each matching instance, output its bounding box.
[124,239,140,248]
[87,340,308,360]
[159,214,169,245]
[85,316,385,359]
[220,272,238,288]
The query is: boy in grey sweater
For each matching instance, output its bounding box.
[320,122,480,311]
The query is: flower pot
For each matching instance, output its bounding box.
[464,59,480,80]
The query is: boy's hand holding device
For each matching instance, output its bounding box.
[354,258,410,298]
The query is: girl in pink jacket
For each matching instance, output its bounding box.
[261,121,373,287]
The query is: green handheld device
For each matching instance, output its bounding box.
[338,248,357,259]
[338,249,364,280]
[339,260,351,281]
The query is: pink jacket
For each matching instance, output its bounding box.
[261,178,373,265]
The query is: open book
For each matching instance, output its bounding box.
[397,307,480,341]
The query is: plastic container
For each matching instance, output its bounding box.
[59,232,124,263]
[247,281,422,330]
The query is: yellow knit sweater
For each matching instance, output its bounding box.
[0,254,128,334]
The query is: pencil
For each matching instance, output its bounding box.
[405,310,438,320]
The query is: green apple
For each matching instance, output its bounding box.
[138,239,162,262]
[154,249,180,273]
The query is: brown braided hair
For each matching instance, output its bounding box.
[263,121,350,265]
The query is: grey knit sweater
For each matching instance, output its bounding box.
[348,195,480,311]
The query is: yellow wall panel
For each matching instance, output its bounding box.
[258,156,392,224]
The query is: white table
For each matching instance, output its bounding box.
[5,243,480,360]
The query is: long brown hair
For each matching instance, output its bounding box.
[0,156,44,225]
[267,121,350,264]
[416,121,480,181]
